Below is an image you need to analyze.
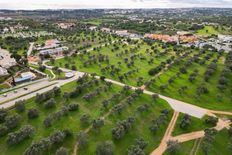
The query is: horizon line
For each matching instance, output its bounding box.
[1,7,232,11]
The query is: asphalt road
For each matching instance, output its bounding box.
[0,71,85,109]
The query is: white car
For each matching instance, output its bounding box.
[3,94,7,97]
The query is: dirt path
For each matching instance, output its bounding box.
[193,138,202,155]
[72,126,92,155]
[170,118,231,143]
[150,113,231,155]
[189,139,199,155]
[171,131,205,143]
[150,111,179,155]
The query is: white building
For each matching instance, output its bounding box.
[3,27,9,34]
[0,67,8,76]
[218,35,232,43]
[115,30,129,37]
[15,72,36,83]
[89,26,97,31]
[101,28,111,33]
[0,49,17,69]
[39,46,69,55]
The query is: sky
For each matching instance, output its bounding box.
[0,0,232,10]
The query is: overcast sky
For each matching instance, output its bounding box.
[0,0,232,9]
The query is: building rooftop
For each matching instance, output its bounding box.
[0,49,17,69]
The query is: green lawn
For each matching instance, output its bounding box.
[172,113,215,136]
[197,26,220,35]
[0,83,10,90]
[163,140,195,155]
[29,64,54,78]
[196,25,232,35]
[197,129,231,155]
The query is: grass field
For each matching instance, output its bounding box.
[0,83,10,90]
[197,129,231,155]
[163,140,195,155]
[196,25,232,35]
[50,39,232,111]
[166,129,232,155]
[197,26,220,35]
[61,31,117,51]
[48,40,176,87]
[172,113,215,136]
[0,77,172,155]
[29,64,54,78]
[148,50,232,111]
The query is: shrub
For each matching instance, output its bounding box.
[53,86,61,96]
[27,108,39,119]
[24,129,72,155]
[92,119,104,130]
[77,131,88,148]
[56,147,68,155]
[43,117,53,128]
[68,103,79,111]
[179,114,191,129]
[7,125,35,145]
[5,114,21,129]
[96,141,114,155]
[24,138,51,155]
[179,67,187,74]
[15,100,26,113]
[0,125,8,137]
[44,98,56,109]
[80,114,90,125]
[112,117,135,140]
[49,131,66,145]
[127,138,148,155]
[205,116,218,126]
[166,140,180,154]
[0,108,8,123]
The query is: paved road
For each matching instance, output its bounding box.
[0,80,54,104]
[0,71,85,109]
[27,42,34,56]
